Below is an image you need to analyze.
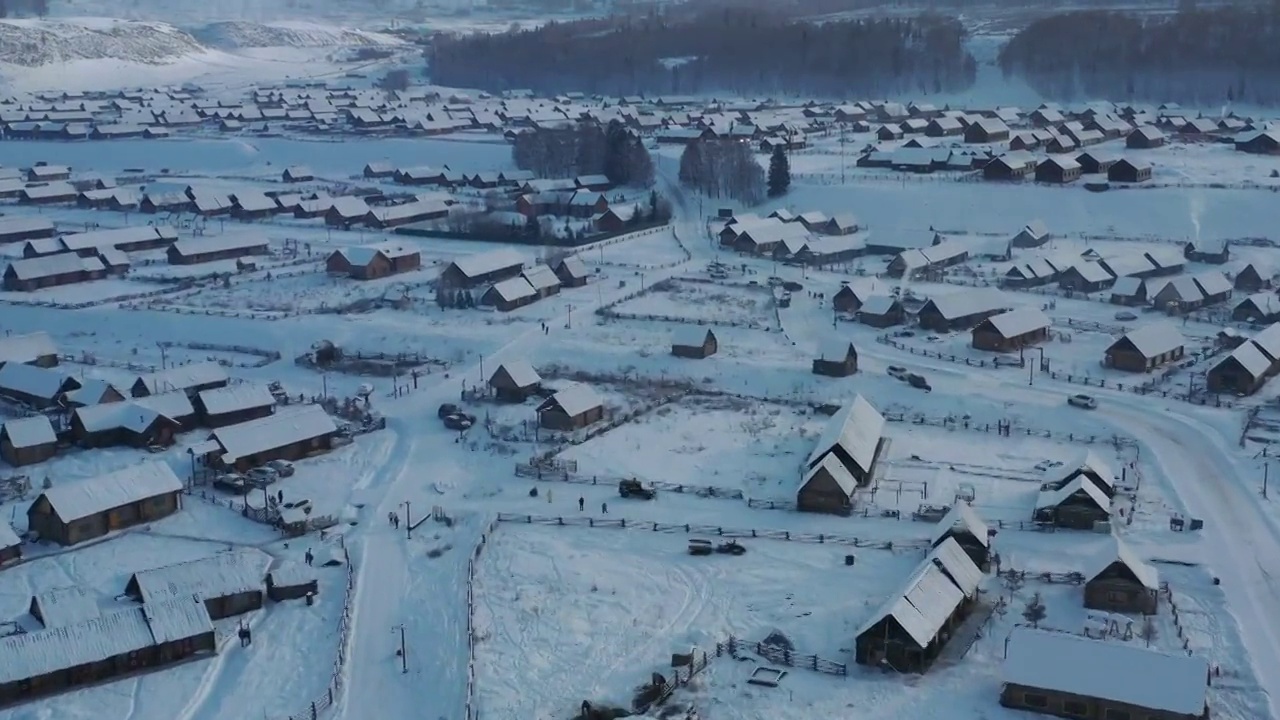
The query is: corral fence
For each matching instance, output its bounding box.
[597,307,779,333]
[465,518,500,720]
[735,636,848,677]
[494,512,931,551]
[882,410,1135,448]
[998,568,1086,585]
[573,223,690,271]
[274,541,355,720]
[876,334,1019,369]
[514,463,744,500]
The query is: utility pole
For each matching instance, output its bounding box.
[157,342,168,370]
[1264,462,1270,499]
[394,625,407,673]
[403,500,412,540]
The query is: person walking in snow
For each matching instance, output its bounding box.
[305,548,313,566]
[388,511,395,526]
[578,496,585,511]
[601,502,608,514]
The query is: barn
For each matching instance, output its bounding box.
[1234,263,1268,293]
[482,277,538,312]
[1104,323,1185,372]
[70,402,182,449]
[1232,293,1280,324]
[971,308,1051,352]
[930,503,991,571]
[917,289,1011,332]
[195,384,276,428]
[671,327,718,359]
[326,244,421,280]
[1035,156,1082,184]
[0,331,59,369]
[131,361,229,399]
[832,285,866,313]
[1108,158,1153,183]
[812,339,858,377]
[0,216,56,245]
[1083,538,1159,615]
[488,360,542,403]
[1126,125,1167,149]
[439,249,525,289]
[207,405,338,472]
[125,549,268,620]
[4,253,106,292]
[28,586,100,629]
[281,166,314,183]
[167,235,269,265]
[553,256,589,287]
[521,264,562,299]
[857,296,904,328]
[0,596,215,708]
[536,383,605,431]
[1000,627,1209,720]
[797,454,857,515]
[26,462,184,546]
[854,537,981,673]
[1057,262,1115,294]
[805,395,886,488]
[0,416,58,467]
[1033,476,1111,530]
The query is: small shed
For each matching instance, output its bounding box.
[812,340,858,377]
[0,331,59,369]
[672,327,718,359]
[553,256,589,288]
[971,308,1051,352]
[536,383,605,431]
[1234,263,1268,293]
[0,415,58,467]
[832,285,865,313]
[488,361,542,403]
[1083,538,1159,615]
[195,384,276,428]
[1105,323,1185,372]
[1033,476,1111,530]
[282,166,314,183]
[266,563,319,602]
[930,503,991,571]
[857,296,904,328]
[797,453,857,515]
[1011,220,1050,248]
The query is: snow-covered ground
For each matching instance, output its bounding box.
[2,60,1280,720]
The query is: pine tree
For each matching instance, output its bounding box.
[524,213,541,241]
[678,140,705,188]
[767,145,791,198]
[1022,592,1048,628]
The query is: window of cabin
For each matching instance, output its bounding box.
[1062,699,1088,717]
[1106,590,1129,603]
[1022,693,1048,708]
[1103,709,1131,720]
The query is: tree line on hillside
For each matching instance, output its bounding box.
[512,120,654,186]
[998,7,1280,105]
[0,0,50,17]
[432,10,975,97]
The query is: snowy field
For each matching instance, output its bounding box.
[2,46,1280,720]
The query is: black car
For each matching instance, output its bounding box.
[907,373,931,392]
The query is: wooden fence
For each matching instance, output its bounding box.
[274,542,355,720]
[494,512,930,551]
[734,636,848,676]
[465,518,500,720]
[514,463,745,500]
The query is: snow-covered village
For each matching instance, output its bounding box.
[1,3,1280,720]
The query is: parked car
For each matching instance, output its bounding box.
[1114,311,1138,321]
[907,373,932,392]
[1068,394,1098,410]
[887,365,909,380]
[443,413,475,431]
[437,403,461,419]
[246,467,278,484]
[267,460,295,477]
[214,473,249,494]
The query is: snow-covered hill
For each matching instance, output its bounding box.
[0,17,402,68]
[50,0,483,23]
[191,21,400,50]
[0,18,205,66]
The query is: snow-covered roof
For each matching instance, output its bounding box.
[1067,261,1112,284]
[1101,254,1156,278]
[1250,323,1280,362]
[1003,627,1208,716]
[6,253,104,281]
[672,325,714,348]
[1,415,56,448]
[0,362,70,399]
[488,276,537,303]
[59,226,171,253]
[1110,276,1143,296]
[452,248,525,279]
[0,596,211,686]
[982,307,1051,338]
[858,295,897,316]
[137,361,228,395]
[930,503,990,549]
[197,384,275,416]
[805,394,885,476]
[0,216,54,238]
[521,264,561,292]
[815,339,855,362]
[556,256,589,279]
[927,536,983,596]
[39,462,183,523]
[924,288,1008,320]
[1036,476,1110,513]
[61,379,113,408]
[211,404,337,464]
[129,549,267,604]
[493,360,541,388]
[0,331,57,366]
[855,560,965,648]
[1066,450,1116,492]
[1192,271,1232,297]
[1222,338,1274,379]
[801,453,857,497]
[133,390,196,420]
[268,561,317,588]
[328,196,371,219]
[1083,537,1159,590]
[542,382,603,418]
[1116,322,1183,359]
[368,199,448,224]
[169,234,269,257]
[31,586,100,628]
